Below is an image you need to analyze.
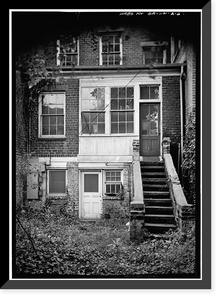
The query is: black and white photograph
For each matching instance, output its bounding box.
[7,4,212,290]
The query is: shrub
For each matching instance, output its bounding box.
[182,109,196,204]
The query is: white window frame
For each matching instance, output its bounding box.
[104,170,123,196]
[47,168,67,196]
[56,38,79,67]
[38,92,66,139]
[99,34,123,66]
[110,86,135,135]
[80,86,106,135]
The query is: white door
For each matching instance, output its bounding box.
[81,172,102,219]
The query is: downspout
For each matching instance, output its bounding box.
[180,65,184,183]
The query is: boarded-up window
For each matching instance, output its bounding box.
[49,170,66,194]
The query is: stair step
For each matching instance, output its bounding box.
[142,178,167,184]
[145,214,175,224]
[143,184,169,191]
[144,199,172,206]
[144,223,177,230]
[141,165,165,171]
[145,206,174,214]
[140,161,164,166]
[142,172,166,178]
[144,191,170,199]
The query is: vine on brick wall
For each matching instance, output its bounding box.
[182,110,196,204]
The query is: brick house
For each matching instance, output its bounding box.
[16,12,199,225]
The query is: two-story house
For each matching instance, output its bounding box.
[19,12,198,223]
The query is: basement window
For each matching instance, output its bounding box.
[105,171,122,195]
[48,169,66,195]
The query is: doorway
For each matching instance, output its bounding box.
[140,103,161,156]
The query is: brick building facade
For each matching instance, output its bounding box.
[15,12,198,217]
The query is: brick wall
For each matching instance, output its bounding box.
[16,71,28,206]
[162,76,181,143]
[79,25,170,66]
[30,78,79,157]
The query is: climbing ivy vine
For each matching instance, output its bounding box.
[182,109,196,204]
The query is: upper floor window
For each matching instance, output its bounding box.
[39,92,65,138]
[100,34,122,65]
[143,46,165,64]
[57,37,79,67]
[141,41,168,65]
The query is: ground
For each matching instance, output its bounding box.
[15,206,196,278]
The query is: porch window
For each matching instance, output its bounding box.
[110,87,134,134]
[39,93,65,138]
[100,34,122,65]
[48,170,66,195]
[140,85,160,99]
[81,87,105,134]
[57,37,79,66]
[105,171,122,195]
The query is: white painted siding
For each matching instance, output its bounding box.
[79,136,137,156]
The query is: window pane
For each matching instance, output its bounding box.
[50,116,56,125]
[57,125,64,135]
[82,100,90,110]
[84,174,98,192]
[57,116,64,125]
[111,88,118,98]
[127,111,134,121]
[126,99,134,109]
[110,184,116,193]
[49,170,66,194]
[140,86,150,99]
[127,122,134,133]
[111,112,118,122]
[119,123,125,133]
[106,185,110,193]
[111,123,118,133]
[42,95,49,114]
[98,113,105,123]
[111,99,118,110]
[119,88,125,98]
[150,86,159,99]
[42,116,49,125]
[127,87,134,98]
[50,125,56,135]
[48,94,57,114]
[119,112,126,121]
[119,99,125,110]
[42,126,49,135]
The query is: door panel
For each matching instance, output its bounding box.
[81,172,101,219]
[140,103,160,156]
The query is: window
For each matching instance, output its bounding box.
[143,46,164,64]
[100,34,122,65]
[39,93,65,138]
[48,170,66,195]
[105,171,122,195]
[140,85,160,99]
[81,87,105,134]
[110,87,134,134]
[57,37,79,66]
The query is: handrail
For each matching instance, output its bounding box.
[132,159,144,204]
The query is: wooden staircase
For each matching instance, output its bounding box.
[141,161,176,233]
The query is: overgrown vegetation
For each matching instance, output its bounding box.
[15,206,196,278]
[182,110,196,204]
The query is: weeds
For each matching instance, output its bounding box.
[15,208,196,277]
